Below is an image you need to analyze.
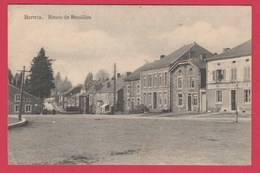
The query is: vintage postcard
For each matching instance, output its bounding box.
[2,2,258,173]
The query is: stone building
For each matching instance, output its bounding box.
[169,58,207,114]
[140,42,213,112]
[206,40,251,113]
[8,83,42,114]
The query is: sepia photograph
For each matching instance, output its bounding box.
[7,5,251,165]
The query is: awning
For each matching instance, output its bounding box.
[101,104,109,108]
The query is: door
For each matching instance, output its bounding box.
[85,96,90,114]
[153,92,157,109]
[231,90,236,110]
[188,94,192,111]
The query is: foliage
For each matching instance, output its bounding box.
[84,72,94,88]
[52,72,73,96]
[95,69,110,81]
[8,68,14,84]
[28,48,55,99]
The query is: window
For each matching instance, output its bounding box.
[127,98,131,108]
[213,69,225,82]
[14,94,21,102]
[136,84,140,94]
[193,95,198,105]
[127,85,130,95]
[131,98,135,105]
[178,93,183,106]
[200,54,206,61]
[153,74,157,87]
[244,90,251,103]
[159,73,163,86]
[14,104,20,113]
[164,92,167,106]
[136,98,141,106]
[190,76,195,88]
[216,90,222,103]
[143,93,147,105]
[231,68,237,81]
[244,67,251,81]
[143,75,146,87]
[164,72,168,86]
[148,75,152,87]
[27,98,31,102]
[177,77,183,89]
[25,104,32,113]
[148,93,152,105]
[159,92,162,105]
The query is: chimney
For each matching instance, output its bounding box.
[126,72,132,77]
[223,48,230,53]
[117,73,121,78]
[160,55,166,59]
[107,81,111,88]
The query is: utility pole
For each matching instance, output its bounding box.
[235,82,239,123]
[113,63,117,115]
[17,66,30,121]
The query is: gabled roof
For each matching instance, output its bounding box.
[62,84,83,97]
[207,39,251,61]
[8,83,42,101]
[170,58,206,72]
[124,62,152,81]
[141,43,195,71]
[96,75,126,93]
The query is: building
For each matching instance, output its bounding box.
[140,42,213,112]
[79,80,99,114]
[206,40,251,113]
[124,63,152,113]
[8,83,42,114]
[59,84,83,111]
[94,74,126,114]
[169,58,207,114]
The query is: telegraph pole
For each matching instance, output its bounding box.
[235,82,239,123]
[17,66,30,121]
[113,63,117,114]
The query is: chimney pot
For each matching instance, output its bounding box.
[160,55,166,59]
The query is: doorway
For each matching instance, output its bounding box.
[231,90,236,111]
[188,93,192,111]
[153,92,157,109]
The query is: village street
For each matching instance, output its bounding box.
[8,113,251,165]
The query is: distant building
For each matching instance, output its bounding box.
[206,40,251,113]
[60,84,83,111]
[140,42,213,112]
[94,74,126,114]
[8,84,42,114]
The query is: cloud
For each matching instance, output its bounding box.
[158,21,251,53]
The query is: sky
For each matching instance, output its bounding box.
[8,5,251,85]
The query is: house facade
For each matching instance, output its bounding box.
[60,84,83,111]
[206,40,251,113]
[140,42,213,112]
[169,59,207,114]
[8,84,42,114]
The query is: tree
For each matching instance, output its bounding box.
[51,72,73,96]
[28,48,55,99]
[62,76,73,93]
[13,72,22,88]
[8,68,14,84]
[84,72,93,88]
[95,69,110,81]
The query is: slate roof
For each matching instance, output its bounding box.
[62,84,83,97]
[124,43,196,81]
[169,58,206,72]
[97,75,126,93]
[8,83,42,101]
[124,63,152,81]
[141,43,195,71]
[207,39,251,61]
